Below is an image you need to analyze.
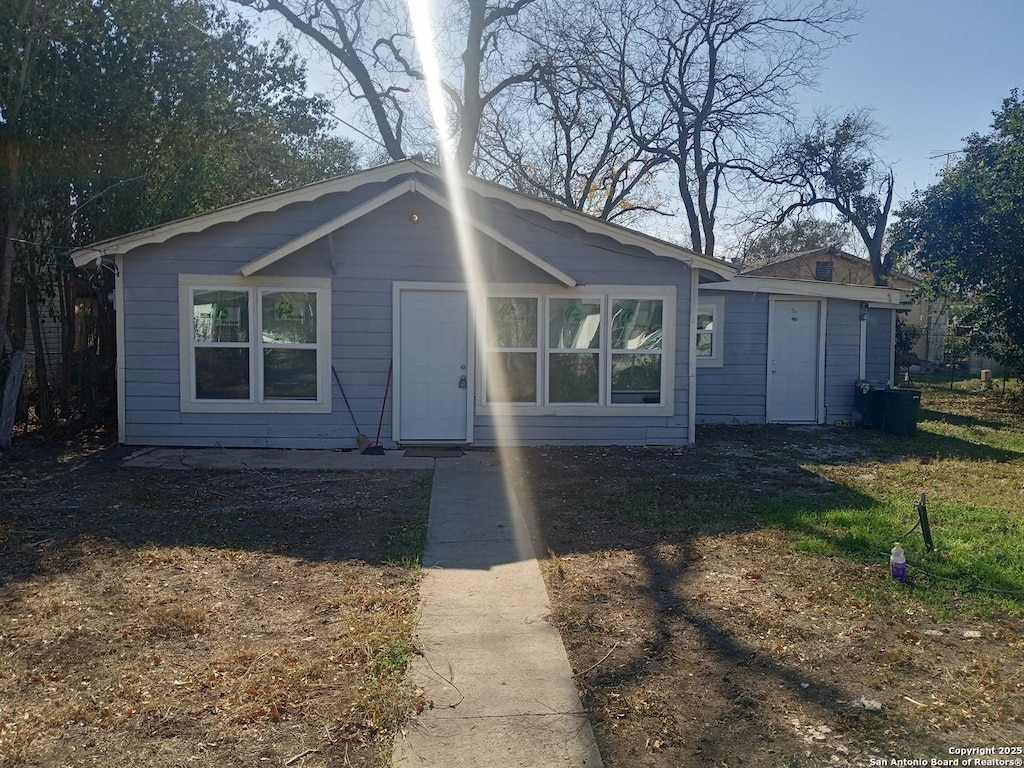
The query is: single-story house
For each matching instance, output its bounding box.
[71,159,904,448]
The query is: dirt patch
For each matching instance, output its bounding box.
[0,429,430,767]
[516,436,1024,767]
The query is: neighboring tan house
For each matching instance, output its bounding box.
[742,248,950,367]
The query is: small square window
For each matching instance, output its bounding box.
[696,295,725,368]
[815,261,834,282]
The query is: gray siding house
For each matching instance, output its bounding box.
[72,159,904,448]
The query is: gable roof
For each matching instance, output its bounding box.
[71,158,735,279]
[235,177,579,287]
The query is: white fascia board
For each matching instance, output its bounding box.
[702,276,904,304]
[411,182,578,288]
[70,160,422,267]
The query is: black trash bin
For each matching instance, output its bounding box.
[882,388,922,436]
[853,380,886,428]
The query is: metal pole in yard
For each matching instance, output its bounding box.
[917,493,934,553]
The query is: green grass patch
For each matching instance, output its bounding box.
[529,382,1024,619]
[368,633,414,679]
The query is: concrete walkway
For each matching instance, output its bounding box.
[393,452,603,768]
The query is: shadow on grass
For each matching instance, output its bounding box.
[917,407,1018,433]
[518,420,1024,762]
[518,441,890,761]
[0,437,432,590]
[811,420,1024,463]
[601,544,875,763]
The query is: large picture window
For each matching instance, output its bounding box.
[481,288,673,411]
[180,276,331,413]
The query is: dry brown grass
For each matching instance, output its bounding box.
[0,432,429,767]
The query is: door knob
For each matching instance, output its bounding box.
[458,375,467,389]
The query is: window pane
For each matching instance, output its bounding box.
[548,353,599,403]
[195,348,250,399]
[696,331,713,357]
[697,310,714,332]
[194,290,248,343]
[549,298,601,349]
[262,291,317,344]
[612,299,663,350]
[487,297,537,348]
[611,354,662,403]
[486,352,537,403]
[264,348,318,400]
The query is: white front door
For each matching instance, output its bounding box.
[767,299,820,423]
[397,289,470,442]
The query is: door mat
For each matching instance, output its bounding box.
[403,448,465,458]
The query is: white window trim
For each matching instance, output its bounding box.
[476,284,676,417]
[695,294,725,368]
[178,274,332,413]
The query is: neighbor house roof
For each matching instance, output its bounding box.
[71,158,736,280]
[741,247,919,288]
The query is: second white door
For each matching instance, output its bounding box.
[767,299,820,423]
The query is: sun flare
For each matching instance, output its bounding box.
[406,0,532,557]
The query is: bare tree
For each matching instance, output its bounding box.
[614,0,858,257]
[769,111,896,284]
[477,2,669,222]
[236,0,541,171]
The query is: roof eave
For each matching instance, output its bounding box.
[703,275,905,304]
[70,159,422,267]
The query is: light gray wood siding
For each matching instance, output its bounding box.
[120,180,693,447]
[865,308,894,383]
[695,290,768,424]
[696,293,879,426]
[823,299,863,424]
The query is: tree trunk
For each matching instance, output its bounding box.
[0,197,22,350]
[27,291,54,428]
[0,349,26,452]
[59,269,75,418]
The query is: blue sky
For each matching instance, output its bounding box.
[801,0,1024,204]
